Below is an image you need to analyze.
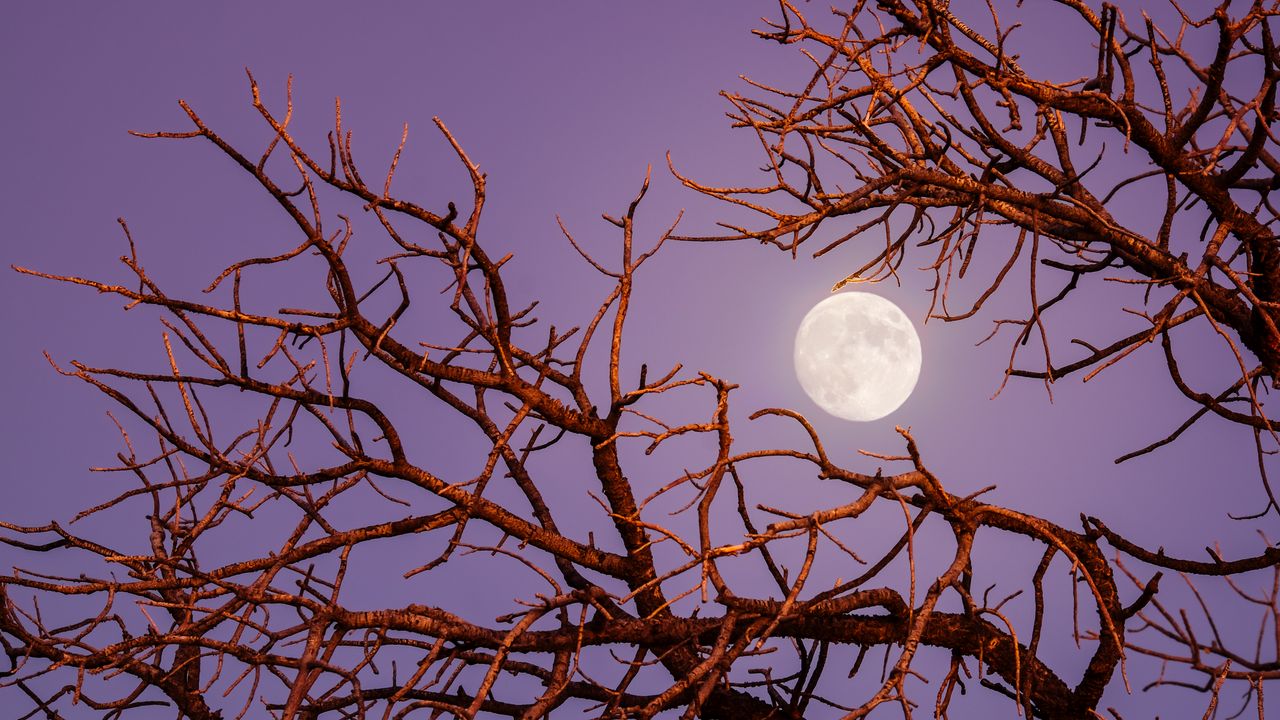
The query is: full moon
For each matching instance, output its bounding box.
[794,292,922,422]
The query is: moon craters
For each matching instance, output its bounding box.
[793,292,922,422]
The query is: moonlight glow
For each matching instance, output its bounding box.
[794,292,922,422]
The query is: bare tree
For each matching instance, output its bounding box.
[678,0,1280,465]
[2,2,1278,718]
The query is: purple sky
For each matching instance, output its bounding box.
[2,3,1272,717]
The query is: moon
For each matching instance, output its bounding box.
[793,292,922,422]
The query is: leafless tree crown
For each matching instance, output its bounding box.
[4,2,1279,718]
[678,0,1280,458]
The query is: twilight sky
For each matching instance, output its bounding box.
[1,3,1271,717]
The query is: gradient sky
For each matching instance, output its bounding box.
[1,3,1272,717]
